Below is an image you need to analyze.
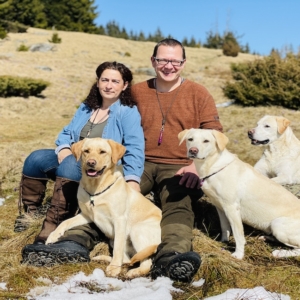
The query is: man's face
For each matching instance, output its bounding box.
[151,45,186,84]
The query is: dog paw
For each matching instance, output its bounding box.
[45,233,59,245]
[106,264,122,277]
[125,268,141,279]
[272,249,300,258]
[231,251,244,260]
[91,255,112,262]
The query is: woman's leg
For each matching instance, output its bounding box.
[15,149,59,232]
[35,154,82,243]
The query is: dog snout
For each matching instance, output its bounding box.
[248,129,254,138]
[87,159,97,168]
[189,147,199,156]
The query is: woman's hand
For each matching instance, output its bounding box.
[127,180,141,192]
[58,148,72,164]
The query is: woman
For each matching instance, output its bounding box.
[15,61,145,244]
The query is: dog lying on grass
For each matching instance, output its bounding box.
[46,138,161,278]
[248,115,300,184]
[179,128,300,259]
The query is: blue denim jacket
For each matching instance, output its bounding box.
[55,100,145,183]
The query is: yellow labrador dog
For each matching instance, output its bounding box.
[248,115,300,184]
[46,138,161,278]
[178,128,300,259]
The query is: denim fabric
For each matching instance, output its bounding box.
[23,149,81,182]
[54,100,145,183]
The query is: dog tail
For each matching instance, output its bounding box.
[129,244,158,265]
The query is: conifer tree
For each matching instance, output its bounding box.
[40,0,98,32]
[0,0,47,28]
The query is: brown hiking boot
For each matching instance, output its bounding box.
[14,175,48,232]
[34,177,79,244]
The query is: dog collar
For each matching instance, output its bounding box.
[83,179,117,206]
[200,160,235,186]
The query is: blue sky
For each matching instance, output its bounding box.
[94,0,300,56]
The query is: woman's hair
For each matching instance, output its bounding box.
[84,61,135,109]
[152,38,186,60]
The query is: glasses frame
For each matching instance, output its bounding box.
[153,57,185,67]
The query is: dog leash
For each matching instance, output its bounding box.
[83,179,118,206]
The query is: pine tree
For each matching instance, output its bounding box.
[0,0,47,28]
[203,30,223,49]
[105,21,121,37]
[41,0,98,32]
[138,31,146,41]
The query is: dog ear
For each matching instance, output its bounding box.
[178,129,190,145]
[212,130,229,151]
[276,117,290,134]
[107,139,126,164]
[71,139,85,161]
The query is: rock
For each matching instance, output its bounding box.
[29,43,55,52]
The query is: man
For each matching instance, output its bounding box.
[22,38,222,283]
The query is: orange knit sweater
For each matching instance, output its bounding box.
[131,78,223,165]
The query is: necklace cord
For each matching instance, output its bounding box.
[87,108,109,137]
[155,78,182,145]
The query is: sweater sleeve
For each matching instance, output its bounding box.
[186,80,223,132]
[197,85,223,132]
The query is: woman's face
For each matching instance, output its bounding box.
[98,69,128,103]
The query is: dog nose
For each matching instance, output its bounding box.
[87,159,96,167]
[189,147,198,155]
[248,129,254,137]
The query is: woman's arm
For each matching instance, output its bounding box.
[55,103,91,154]
[121,106,145,184]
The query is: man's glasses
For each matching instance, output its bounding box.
[153,57,185,67]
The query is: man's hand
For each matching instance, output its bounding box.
[57,148,72,164]
[175,162,202,189]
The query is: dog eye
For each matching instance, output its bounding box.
[84,150,90,153]
[203,140,209,143]
[264,125,270,128]
[188,138,193,141]
[100,150,106,154]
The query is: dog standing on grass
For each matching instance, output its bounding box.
[46,138,161,278]
[248,115,300,184]
[179,128,300,259]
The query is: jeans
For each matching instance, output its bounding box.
[22,149,81,181]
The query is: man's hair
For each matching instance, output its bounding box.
[152,38,186,59]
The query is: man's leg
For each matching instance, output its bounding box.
[151,164,203,282]
[139,161,156,196]
[22,223,107,266]
[22,165,123,266]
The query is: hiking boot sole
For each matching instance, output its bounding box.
[22,241,90,267]
[167,252,201,282]
[150,251,201,282]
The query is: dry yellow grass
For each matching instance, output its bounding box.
[1,28,300,299]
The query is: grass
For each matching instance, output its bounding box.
[1,27,300,299]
